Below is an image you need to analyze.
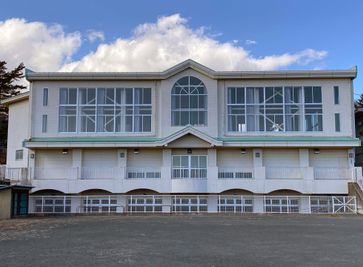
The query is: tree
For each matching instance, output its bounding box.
[355,93,363,110]
[0,61,26,164]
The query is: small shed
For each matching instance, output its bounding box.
[0,185,32,219]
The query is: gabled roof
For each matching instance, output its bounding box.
[1,91,29,106]
[25,59,357,81]
[160,126,223,147]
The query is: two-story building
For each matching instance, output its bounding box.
[2,60,361,214]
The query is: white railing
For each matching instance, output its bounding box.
[218,168,253,179]
[126,168,161,179]
[7,167,28,180]
[354,167,363,191]
[81,167,118,180]
[172,168,207,179]
[266,167,302,179]
[28,195,357,214]
[34,167,75,180]
[314,167,352,180]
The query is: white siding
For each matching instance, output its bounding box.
[263,149,300,167]
[310,149,348,168]
[217,149,253,167]
[127,149,162,167]
[82,149,117,167]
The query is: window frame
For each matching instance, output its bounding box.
[171,76,208,127]
[172,155,208,179]
[335,113,341,132]
[334,86,340,105]
[42,114,47,133]
[43,88,48,106]
[58,87,152,133]
[15,149,23,160]
[226,85,323,133]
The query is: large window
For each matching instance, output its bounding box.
[172,155,207,179]
[227,86,322,132]
[59,87,152,133]
[171,76,207,126]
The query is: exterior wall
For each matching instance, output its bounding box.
[29,147,354,195]
[6,100,29,167]
[0,189,11,219]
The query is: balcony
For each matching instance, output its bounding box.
[266,167,303,179]
[0,165,29,184]
[34,167,76,180]
[314,167,352,180]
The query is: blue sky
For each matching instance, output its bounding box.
[1,0,363,96]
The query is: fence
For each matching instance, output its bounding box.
[28,195,357,215]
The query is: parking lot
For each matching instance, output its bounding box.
[1,214,363,267]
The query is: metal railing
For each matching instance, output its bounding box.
[34,167,75,180]
[266,167,302,179]
[126,168,161,179]
[218,168,253,179]
[28,194,357,215]
[172,168,207,179]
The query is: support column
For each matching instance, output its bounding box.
[207,195,218,213]
[161,149,172,193]
[117,149,127,179]
[72,149,82,180]
[207,148,218,193]
[28,149,35,181]
[299,148,313,194]
[252,148,265,194]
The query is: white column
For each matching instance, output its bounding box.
[207,195,218,213]
[162,195,172,213]
[161,149,172,193]
[28,149,35,181]
[253,149,265,194]
[72,149,82,180]
[207,148,218,193]
[117,149,127,179]
[299,149,313,193]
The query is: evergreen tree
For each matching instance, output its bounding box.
[355,93,363,110]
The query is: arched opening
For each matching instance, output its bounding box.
[267,189,302,195]
[171,76,207,126]
[126,189,159,195]
[31,189,65,195]
[79,189,113,195]
[220,189,254,195]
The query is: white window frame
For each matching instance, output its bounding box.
[172,155,207,179]
[171,76,208,126]
[15,149,23,160]
[58,87,152,133]
[226,85,322,133]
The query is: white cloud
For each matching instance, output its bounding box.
[61,14,327,72]
[0,15,327,75]
[87,30,105,43]
[0,18,81,71]
[245,39,257,45]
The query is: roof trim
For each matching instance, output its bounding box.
[25,59,357,81]
[23,130,360,148]
[1,91,29,106]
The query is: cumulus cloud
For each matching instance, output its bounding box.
[0,18,81,71]
[61,14,327,72]
[87,30,105,43]
[0,15,327,74]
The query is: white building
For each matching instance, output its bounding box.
[2,60,362,214]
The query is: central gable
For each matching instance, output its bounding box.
[167,133,212,148]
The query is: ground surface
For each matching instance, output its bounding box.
[1,215,363,267]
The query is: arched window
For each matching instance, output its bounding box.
[171,76,207,126]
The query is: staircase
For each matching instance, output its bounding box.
[349,167,363,214]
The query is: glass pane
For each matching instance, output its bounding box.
[69,88,77,104]
[60,88,68,104]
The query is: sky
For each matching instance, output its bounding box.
[1,0,363,97]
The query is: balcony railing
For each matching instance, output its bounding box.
[34,167,75,180]
[314,167,352,180]
[1,166,28,181]
[218,168,253,179]
[126,168,161,179]
[172,168,207,179]
[266,167,302,179]
[81,167,118,180]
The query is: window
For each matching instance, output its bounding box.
[227,86,308,132]
[43,88,48,106]
[334,86,339,104]
[304,86,322,131]
[335,113,341,132]
[264,197,300,213]
[33,197,71,213]
[42,115,47,133]
[172,155,207,179]
[59,87,152,133]
[171,76,207,126]
[59,88,77,132]
[127,196,163,212]
[15,150,23,160]
[172,196,208,212]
